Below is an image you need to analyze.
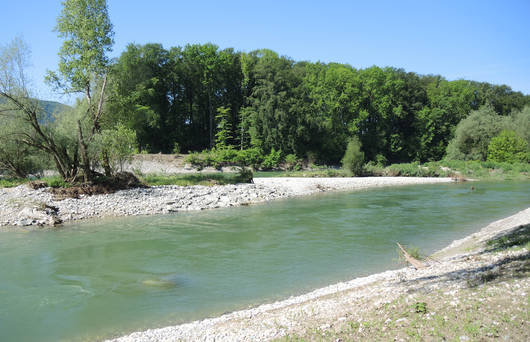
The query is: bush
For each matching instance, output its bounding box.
[172,142,181,154]
[186,152,206,170]
[261,148,282,170]
[235,148,263,168]
[212,147,239,168]
[446,105,512,161]
[284,153,302,171]
[342,137,364,176]
[487,130,529,163]
[95,123,138,173]
[235,167,254,183]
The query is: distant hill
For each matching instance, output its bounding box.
[0,97,70,122]
[39,100,70,116]
[38,100,71,122]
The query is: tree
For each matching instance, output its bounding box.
[94,123,137,173]
[446,106,510,161]
[215,106,233,149]
[487,130,528,163]
[0,37,79,181]
[46,0,114,181]
[342,137,364,176]
[0,109,45,178]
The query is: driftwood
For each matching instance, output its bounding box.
[397,243,426,269]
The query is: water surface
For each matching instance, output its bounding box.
[0,181,529,341]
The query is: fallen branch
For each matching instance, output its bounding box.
[397,242,426,269]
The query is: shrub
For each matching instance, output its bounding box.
[95,123,138,173]
[375,154,387,166]
[235,148,263,168]
[172,142,181,154]
[235,167,253,183]
[487,130,529,163]
[261,148,282,170]
[446,105,511,161]
[284,153,302,171]
[209,147,238,169]
[186,152,206,170]
[342,137,364,176]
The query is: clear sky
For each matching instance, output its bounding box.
[3,0,530,103]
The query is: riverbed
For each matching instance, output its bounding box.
[0,181,529,342]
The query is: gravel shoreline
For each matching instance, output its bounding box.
[0,176,452,227]
[106,207,530,342]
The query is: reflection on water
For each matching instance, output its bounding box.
[0,181,529,342]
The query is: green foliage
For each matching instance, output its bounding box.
[487,130,528,163]
[46,0,114,92]
[510,106,530,147]
[446,106,511,161]
[186,147,284,170]
[0,37,78,181]
[43,176,70,188]
[172,142,181,154]
[139,173,242,186]
[106,41,530,165]
[94,123,137,173]
[342,137,364,176]
[0,112,46,178]
[284,154,302,171]
[235,167,254,183]
[414,302,428,314]
[261,148,283,170]
[254,167,350,178]
[235,148,263,168]
[215,106,233,149]
[0,178,28,188]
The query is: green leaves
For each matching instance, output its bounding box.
[487,130,528,163]
[49,0,114,92]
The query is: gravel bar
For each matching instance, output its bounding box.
[0,177,453,227]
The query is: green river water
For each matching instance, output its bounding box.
[1,181,529,342]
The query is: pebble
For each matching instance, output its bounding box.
[0,183,291,227]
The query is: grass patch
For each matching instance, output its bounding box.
[0,178,28,188]
[254,168,350,178]
[140,172,250,186]
[256,160,529,180]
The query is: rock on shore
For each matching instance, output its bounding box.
[0,183,289,227]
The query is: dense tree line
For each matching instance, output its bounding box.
[106,44,529,164]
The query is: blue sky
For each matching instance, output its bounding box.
[3,0,530,103]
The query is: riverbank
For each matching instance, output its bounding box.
[0,176,452,227]
[106,208,530,342]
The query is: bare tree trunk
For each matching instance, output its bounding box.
[77,120,91,183]
[102,151,112,176]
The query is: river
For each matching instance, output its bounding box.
[0,181,529,342]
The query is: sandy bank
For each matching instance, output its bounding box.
[0,176,452,227]
[106,208,530,342]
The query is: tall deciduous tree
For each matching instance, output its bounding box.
[46,0,114,180]
[0,38,79,180]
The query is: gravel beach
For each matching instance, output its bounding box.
[0,176,452,227]
[105,208,530,342]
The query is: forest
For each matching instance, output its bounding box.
[106,43,530,165]
[1,0,529,182]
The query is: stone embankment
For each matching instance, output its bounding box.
[0,177,452,227]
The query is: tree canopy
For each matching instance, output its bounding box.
[106,43,529,164]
